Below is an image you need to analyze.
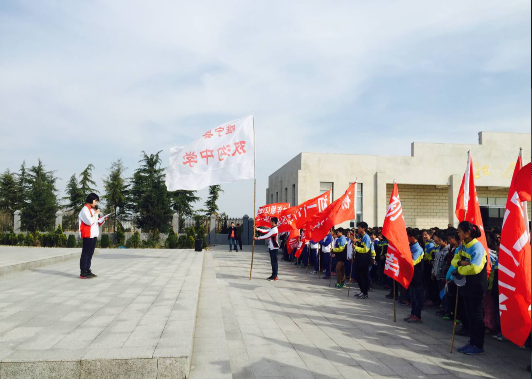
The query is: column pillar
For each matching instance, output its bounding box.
[449,174,461,227]
[13,210,21,233]
[172,212,179,234]
[55,210,63,230]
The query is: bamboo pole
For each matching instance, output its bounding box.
[318,246,321,278]
[249,117,257,280]
[450,286,459,353]
[393,280,396,322]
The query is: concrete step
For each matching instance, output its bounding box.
[0,246,100,277]
[189,252,232,379]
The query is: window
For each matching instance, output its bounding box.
[276,192,279,202]
[271,194,273,204]
[320,182,334,198]
[292,184,296,206]
[284,188,288,203]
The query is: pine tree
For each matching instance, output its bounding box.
[21,160,59,232]
[129,151,173,233]
[204,185,223,216]
[79,164,97,196]
[16,161,30,211]
[170,190,199,229]
[103,159,129,233]
[0,170,20,215]
[64,174,84,211]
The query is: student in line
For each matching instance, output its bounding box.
[404,229,424,323]
[353,222,373,299]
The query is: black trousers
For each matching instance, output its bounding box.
[80,237,97,273]
[463,295,485,349]
[269,249,278,277]
[356,254,371,295]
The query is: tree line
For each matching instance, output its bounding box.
[0,151,224,234]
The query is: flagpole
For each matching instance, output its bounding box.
[249,116,256,280]
[318,246,321,278]
[329,250,333,287]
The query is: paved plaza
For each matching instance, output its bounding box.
[0,245,527,378]
[190,247,530,379]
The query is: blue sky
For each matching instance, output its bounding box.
[0,0,530,217]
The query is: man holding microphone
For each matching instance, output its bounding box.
[78,193,107,279]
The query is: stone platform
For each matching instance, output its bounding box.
[0,247,204,379]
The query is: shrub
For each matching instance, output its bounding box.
[17,233,25,246]
[67,235,76,248]
[187,236,195,249]
[177,234,188,248]
[24,233,34,246]
[166,230,178,249]
[126,231,141,248]
[115,228,125,246]
[101,234,110,248]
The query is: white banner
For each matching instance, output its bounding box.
[166,115,255,191]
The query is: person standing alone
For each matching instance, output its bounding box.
[78,193,106,279]
[254,217,279,281]
[228,222,239,252]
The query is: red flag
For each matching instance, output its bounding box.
[277,191,331,233]
[515,162,531,202]
[499,154,531,347]
[382,183,414,289]
[455,152,491,276]
[255,203,289,228]
[306,183,356,242]
[294,238,307,258]
[287,229,300,255]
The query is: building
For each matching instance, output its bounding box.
[266,131,531,229]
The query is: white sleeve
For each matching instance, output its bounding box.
[79,207,97,226]
[257,228,277,240]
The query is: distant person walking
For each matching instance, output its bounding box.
[78,193,107,279]
[228,222,239,252]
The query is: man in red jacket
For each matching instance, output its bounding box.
[78,193,106,279]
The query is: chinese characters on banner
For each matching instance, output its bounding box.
[166,115,255,191]
[499,155,531,347]
[382,183,413,289]
[277,191,332,233]
[255,203,289,228]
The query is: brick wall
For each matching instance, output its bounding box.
[386,184,449,229]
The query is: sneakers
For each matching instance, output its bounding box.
[87,270,97,278]
[457,343,472,353]
[404,315,414,322]
[310,270,318,275]
[462,345,484,355]
[272,276,279,281]
[267,275,274,280]
[354,293,368,299]
[407,316,422,323]
[443,314,453,321]
[340,283,347,288]
[79,272,92,279]
[322,276,330,280]
[335,283,341,288]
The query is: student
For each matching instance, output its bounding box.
[368,230,379,290]
[432,231,450,317]
[354,222,373,299]
[254,217,280,281]
[320,230,333,279]
[447,221,488,355]
[330,230,338,276]
[332,228,348,288]
[345,230,355,282]
[404,229,424,323]
[309,239,320,274]
[422,230,439,307]
[228,222,239,252]
[78,193,107,279]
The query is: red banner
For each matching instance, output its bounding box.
[277,191,331,233]
[255,203,289,228]
[499,154,531,347]
[287,229,300,255]
[382,183,414,289]
[306,183,356,242]
[455,152,491,277]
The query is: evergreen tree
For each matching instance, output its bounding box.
[79,164,97,196]
[102,159,129,233]
[64,174,84,211]
[129,151,173,233]
[21,160,59,232]
[0,170,19,215]
[16,161,30,211]
[170,190,199,229]
[204,185,223,216]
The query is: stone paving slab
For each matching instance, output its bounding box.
[0,247,204,379]
[0,246,98,277]
[209,247,530,379]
